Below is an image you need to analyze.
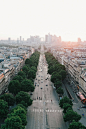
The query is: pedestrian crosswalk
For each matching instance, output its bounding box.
[33,100,56,103]
[28,109,63,113]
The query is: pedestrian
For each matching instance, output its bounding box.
[72,98,74,101]
[77,108,80,110]
[82,114,84,116]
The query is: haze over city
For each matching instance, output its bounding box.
[0,0,86,41]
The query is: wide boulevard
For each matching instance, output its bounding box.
[26,45,67,129]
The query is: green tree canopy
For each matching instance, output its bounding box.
[25,58,30,64]
[0,99,8,118]
[16,91,33,107]
[57,87,64,95]
[17,104,27,111]
[1,116,24,129]
[54,80,62,88]
[0,93,15,106]
[51,72,62,83]
[59,96,73,108]
[18,71,26,79]
[8,106,27,126]
[13,75,23,83]
[63,103,72,113]
[22,65,28,75]
[11,104,27,114]
[8,80,21,95]
[59,70,66,80]
[31,66,37,72]
[68,120,86,129]
[28,70,36,79]
[21,79,35,92]
[63,110,81,122]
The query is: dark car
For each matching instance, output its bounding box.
[81,105,86,108]
[46,84,48,86]
[30,93,33,95]
[41,87,43,89]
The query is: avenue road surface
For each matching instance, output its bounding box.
[26,46,67,129]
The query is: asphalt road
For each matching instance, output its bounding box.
[26,47,67,129]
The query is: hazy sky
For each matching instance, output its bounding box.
[0,0,86,41]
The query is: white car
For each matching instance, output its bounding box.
[76,92,82,96]
[53,86,56,89]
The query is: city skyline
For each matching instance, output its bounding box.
[0,0,86,41]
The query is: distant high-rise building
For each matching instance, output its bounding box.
[78,38,81,43]
[8,37,11,43]
[45,35,48,42]
[48,33,52,43]
[20,36,22,43]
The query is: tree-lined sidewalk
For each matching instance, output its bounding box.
[0,51,40,129]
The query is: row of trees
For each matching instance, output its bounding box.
[59,96,86,129]
[8,51,40,95]
[45,52,66,95]
[0,51,40,129]
[45,52,86,129]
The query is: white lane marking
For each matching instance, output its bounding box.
[73,103,77,104]
[33,100,56,103]
[31,109,63,113]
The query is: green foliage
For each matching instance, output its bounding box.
[54,80,62,88]
[10,105,26,114]
[1,116,24,129]
[16,91,33,107]
[8,106,27,126]
[63,103,72,113]
[57,87,64,95]
[59,70,66,80]
[22,65,28,75]
[21,79,35,92]
[51,72,62,83]
[45,52,66,87]
[8,80,21,95]
[68,120,86,129]
[0,99,8,118]
[31,66,37,72]
[17,104,27,111]
[0,93,15,106]
[28,70,36,79]
[59,96,73,108]
[63,110,81,122]
[25,58,30,64]
[18,71,26,79]
[13,75,23,83]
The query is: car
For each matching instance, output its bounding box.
[30,93,33,95]
[41,82,43,83]
[41,87,43,89]
[38,85,39,87]
[53,86,56,89]
[46,84,48,86]
[81,105,86,108]
[76,92,82,96]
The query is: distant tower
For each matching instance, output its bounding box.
[8,37,11,43]
[20,36,22,43]
[78,38,81,43]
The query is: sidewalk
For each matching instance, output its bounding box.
[63,79,86,127]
